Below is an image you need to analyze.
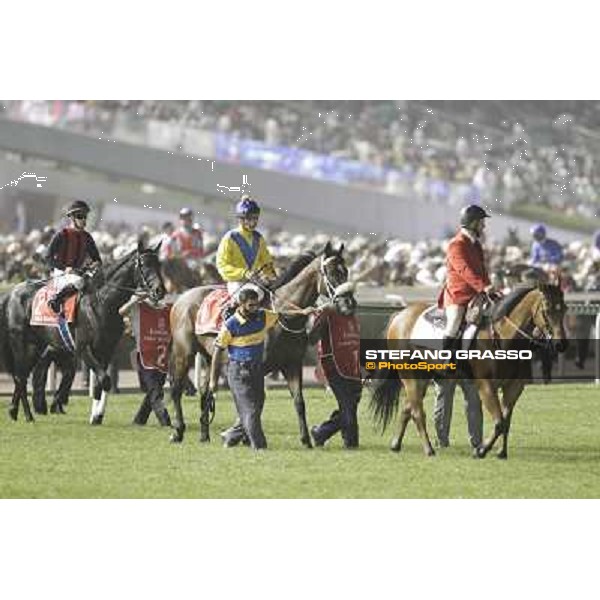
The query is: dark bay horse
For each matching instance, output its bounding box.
[0,290,75,416]
[5,241,165,423]
[168,241,354,445]
[31,349,77,415]
[369,284,567,459]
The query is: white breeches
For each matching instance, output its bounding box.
[52,269,85,293]
[444,304,466,337]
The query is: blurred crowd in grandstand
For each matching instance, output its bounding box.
[3,220,600,295]
[3,99,600,291]
[4,100,600,216]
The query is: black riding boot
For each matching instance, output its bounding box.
[442,335,456,352]
[48,284,78,314]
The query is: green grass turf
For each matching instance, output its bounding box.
[1,384,599,498]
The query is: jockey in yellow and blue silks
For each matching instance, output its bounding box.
[216,195,277,304]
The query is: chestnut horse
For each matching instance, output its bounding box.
[369,284,567,459]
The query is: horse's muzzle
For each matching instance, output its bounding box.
[335,294,357,316]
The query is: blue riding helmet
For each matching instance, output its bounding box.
[530,223,546,240]
[235,197,261,218]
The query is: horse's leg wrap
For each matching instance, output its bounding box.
[90,390,108,425]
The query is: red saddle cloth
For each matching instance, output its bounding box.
[137,302,173,373]
[195,288,230,335]
[30,282,78,327]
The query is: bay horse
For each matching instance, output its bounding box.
[369,283,567,459]
[168,241,355,445]
[5,241,166,424]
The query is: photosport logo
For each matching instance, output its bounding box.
[360,339,536,380]
[364,348,533,371]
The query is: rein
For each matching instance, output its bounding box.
[100,252,162,299]
[249,255,345,334]
[492,293,550,347]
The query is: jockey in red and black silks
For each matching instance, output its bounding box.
[47,200,102,314]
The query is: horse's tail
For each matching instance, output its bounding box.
[367,306,407,431]
[368,367,402,433]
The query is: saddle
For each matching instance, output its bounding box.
[30,282,78,327]
[195,287,275,335]
[412,294,493,350]
[30,282,79,353]
[195,289,230,335]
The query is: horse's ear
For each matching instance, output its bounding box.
[152,240,162,254]
[324,241,332,255]
[137,239,145,253]
[337,243,345,256]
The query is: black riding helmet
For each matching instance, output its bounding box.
[460,204,490,228]
[66,200,91,217]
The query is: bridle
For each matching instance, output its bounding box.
[103,251,163,300]
[318,254,348,300]
[249,254,353,335]
[494,290,558,347]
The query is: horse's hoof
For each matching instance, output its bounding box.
[34,406,48,415]
[473,446,487,459]
[90,415,104,426]
[199,432,210,443]
[301,436,313,449]
[426,447,436,457]
[8,407,18,421]
[496,451,508,460]
[390,439,401,452]
[50,403,65,415]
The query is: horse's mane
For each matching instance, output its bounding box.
[103,249,136,279]
[270,251,317,290]
[103,246,160,279]
[492,285,535,320]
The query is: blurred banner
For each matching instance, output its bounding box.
[214,132,483,205]
[215,132,390,185]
